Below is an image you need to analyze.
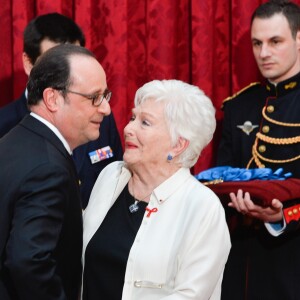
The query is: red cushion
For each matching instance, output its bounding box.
[204,178,300,207]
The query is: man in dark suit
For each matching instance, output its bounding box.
[0,44,111,299]
[0,13,123,208]
[217,1,300,299]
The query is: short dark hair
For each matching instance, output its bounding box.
[24,13,86,65]
[251,0,300,38]
[27,44,94,105]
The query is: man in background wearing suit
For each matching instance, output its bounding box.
[0,13,123,208]
[0,44,111,299]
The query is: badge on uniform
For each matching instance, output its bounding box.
[89,146,114,164]
[237,121,259,135]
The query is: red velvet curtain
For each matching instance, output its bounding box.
[1,0,300,173]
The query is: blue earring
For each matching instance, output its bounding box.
[167,154,173,161]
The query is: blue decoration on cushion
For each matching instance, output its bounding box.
[195,166,292,182]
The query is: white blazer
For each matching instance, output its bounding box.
[83,161,231,300]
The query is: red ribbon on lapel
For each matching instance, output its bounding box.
[145,207,158,217]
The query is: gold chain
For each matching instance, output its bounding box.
[256,132,300,145]
[262,106,300,127]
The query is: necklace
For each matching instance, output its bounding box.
[128,184,152,214]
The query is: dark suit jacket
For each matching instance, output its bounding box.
[0,115,82,300]
[0,93,123,208]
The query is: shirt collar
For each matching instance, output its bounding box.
[153,167,191,205]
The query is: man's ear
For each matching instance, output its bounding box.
[42,88,60,112]
[172,137,190,157]
[22,52,33,76]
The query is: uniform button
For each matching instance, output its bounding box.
[288,211,293,216]
[258,145,266,153]
[78,180,81,186]
[267,105,274,113]
[262,126,270,133]
[293,209,298,214]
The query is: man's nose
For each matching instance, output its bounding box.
[260,43,271,58]
[98,98,111,116]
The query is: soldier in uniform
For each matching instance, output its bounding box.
[217,1,300,299]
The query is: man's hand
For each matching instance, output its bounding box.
[228,189,283,222]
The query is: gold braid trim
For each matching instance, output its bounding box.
[246,152,265,169]
[246,156,255,169]
[256,132,300,145]
[222,82,260,106]
[251,149,266,168]
[253,145,300,163]
[249,138,300,167]
[203,179,224,186]
[262,106,300,127]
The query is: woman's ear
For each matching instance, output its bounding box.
[22,52,34,76]
[172,137,189,157]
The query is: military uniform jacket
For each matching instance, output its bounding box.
[217,72,300,179]
[217,72,300,300]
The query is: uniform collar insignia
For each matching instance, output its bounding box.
[237,121,259,135]
[266,72,300,96]
[284,82,297,90]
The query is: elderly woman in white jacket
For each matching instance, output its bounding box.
[82,79,231,300]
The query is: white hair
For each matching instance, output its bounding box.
[134,79,216,168]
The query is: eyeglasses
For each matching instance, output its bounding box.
[63,88,112,106]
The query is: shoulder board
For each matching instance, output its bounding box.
[222,82,260,107]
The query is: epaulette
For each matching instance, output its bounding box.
[221,82,260,109]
